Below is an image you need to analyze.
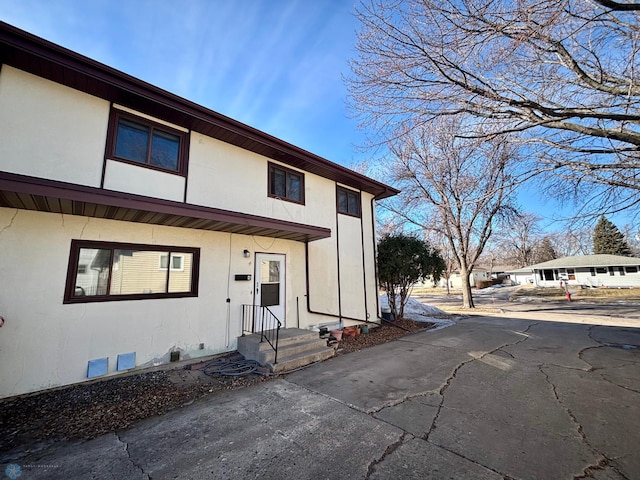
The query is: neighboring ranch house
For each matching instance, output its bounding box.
[489,265,520,284]
[507,255,640,288]
[506,267,536,286]
[0,23,398,398]
[438,268,489,289]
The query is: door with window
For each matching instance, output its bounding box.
[254,254,286,326]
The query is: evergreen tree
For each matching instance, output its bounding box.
[378,234,445,319]
[534,237,558,264]
[593,216,632,256]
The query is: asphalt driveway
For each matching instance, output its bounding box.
[2,311,639,479]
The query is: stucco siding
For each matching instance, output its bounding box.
[0,66,108,187]
[0,49,387,398]
[0,207,320,397]
[103,159,186,202]
[361,192,378,320]
[186,133,335,228]
[307,237,340,316]
[337,213,366,320]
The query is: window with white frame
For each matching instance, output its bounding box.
[159,253,184,271]
[64,240,199,303]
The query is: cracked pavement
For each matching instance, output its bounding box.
[2,309,639,479]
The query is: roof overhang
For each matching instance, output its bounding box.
[528,255,640,270]
[0,172,331,243]
[0,22,400,200]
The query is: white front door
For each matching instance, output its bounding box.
[254,253,286,326]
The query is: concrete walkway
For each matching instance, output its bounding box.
[2,313,639,479]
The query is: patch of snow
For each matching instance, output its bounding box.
[380,294,455,330]
[474,285,505,295]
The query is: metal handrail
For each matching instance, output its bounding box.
[242,304,282,364]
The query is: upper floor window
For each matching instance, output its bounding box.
[107,110,189,175]
[64,240,199,303]
[337,187,361,217]
[268,163,304,204]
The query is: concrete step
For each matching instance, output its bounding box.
[257,336,329,365]
[237,328,334,373]
[237,328,319,357]
[267,346,335,374]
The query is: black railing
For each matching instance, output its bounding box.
[242,305,282,364]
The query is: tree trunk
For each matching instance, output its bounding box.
[386,286,398,320]
[460,266,475,308]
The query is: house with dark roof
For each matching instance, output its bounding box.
[0,22,398,397]
[506,255,640,288]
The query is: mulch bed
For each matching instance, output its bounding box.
[0,366,269,453]
[0,319,433,454]
[336,318,434,354]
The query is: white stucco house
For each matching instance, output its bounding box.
[437,268,489,289]
[0,23,399,398]
[507,255,640,288]
[506,268,536,286]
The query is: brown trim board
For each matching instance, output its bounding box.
[0,172,331,242]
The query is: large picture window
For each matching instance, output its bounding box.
[107,110,189,175]
[268,163,304,204]
[64,240,199,303]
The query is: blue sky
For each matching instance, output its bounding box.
[0,0,636,235]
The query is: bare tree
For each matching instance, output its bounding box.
[423,230,457,294]
[350,0,640,217]
[493,213,543,267]
[548,227,593,257]
[382,117,518,308]
[621,223,640,256]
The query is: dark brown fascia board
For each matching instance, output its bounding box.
[0,22,399,200]
[0,171,331,240]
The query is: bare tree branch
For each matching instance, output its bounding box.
[593,0,640,12]
[380,117,520,308]
[349,0,640,217]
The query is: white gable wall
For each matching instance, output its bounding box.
[0,62,383,397]
[186,132,337,227]
[0,66,108,187]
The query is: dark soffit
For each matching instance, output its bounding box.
[0,172,331,243]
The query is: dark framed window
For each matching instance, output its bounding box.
[107,109,189,175]
[595,267,607,274]
[64,240,199,303]
[337,187,361,217]
[626,266,638,273]
[268,163,304,204]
